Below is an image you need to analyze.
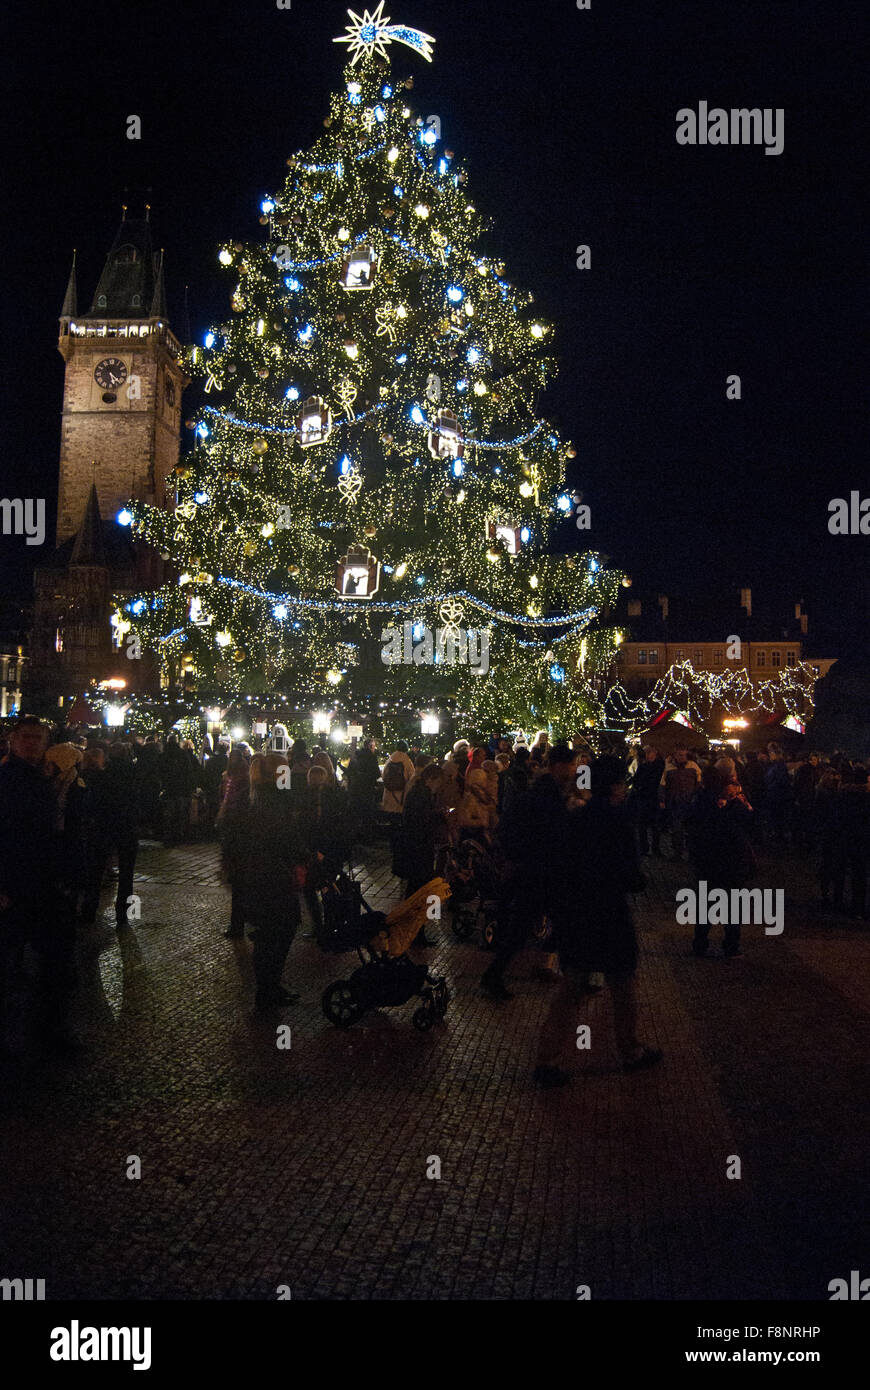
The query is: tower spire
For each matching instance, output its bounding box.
[150,248,167,319]
[61,251,77,318]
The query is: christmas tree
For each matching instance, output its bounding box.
[120,6,627,734]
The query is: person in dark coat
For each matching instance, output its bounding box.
[533,756,662,1087]
[297,765,352,932]
[686,762,756,957]
[345,738,381,842]
[481,743,579,1002]
[240,753,306,1010]
[80,742,140,929]
[135,738,163,839]
[499,745,531,819]
[631,744,665,855]
[159,737,197,845]
[201,741,229,831]
[217,748,252,938]
[400,763,445,948]
[814,767,844,908]
[0,717,78,1057]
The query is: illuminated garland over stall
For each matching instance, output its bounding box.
[117,10,626,729]
[591,660,820,734]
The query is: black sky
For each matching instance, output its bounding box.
[1,0,867,656]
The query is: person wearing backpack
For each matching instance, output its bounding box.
[382,743,415,875]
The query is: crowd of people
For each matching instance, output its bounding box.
[1,714,866,1086]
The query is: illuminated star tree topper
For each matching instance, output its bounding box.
[333,2,436,66]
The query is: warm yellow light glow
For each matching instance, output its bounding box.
[344,342,359,359]
[529,575,539,589]
[723,718,749,729]
[327,669,343,686]
[218,249,232,265]
[178,573,192,586]
[414,204,430,219]
[530,322,545,339]
[396,304,407,318]
[261,522,275,538]
[256,318,265,336]
[614,633,624,646]
[393,562,408,579]
[101,678,127,690]
[473,381,487,396]
[387,146,400,162]
[519,481,534,498]
[215,630,232,648]
[337,227,350,242]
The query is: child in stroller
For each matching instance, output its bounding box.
[443,836,505,946]
[320,875,451,1031]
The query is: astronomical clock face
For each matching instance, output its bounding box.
[94,357,128,390]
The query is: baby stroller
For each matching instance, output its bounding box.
[444,837,504,948]
[320,876,452,1032]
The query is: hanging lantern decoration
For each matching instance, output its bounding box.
[336,544,381,600]
[298,395,332,448]
[339,244,378,290]
[427,408,464,461]
[486,519,522,555]
[269,723,290,754]
[189,596,212,627]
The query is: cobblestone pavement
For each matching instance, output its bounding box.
[1,836,868,1301]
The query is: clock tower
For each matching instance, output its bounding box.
[56,209,188,541]
[27,209,188,709]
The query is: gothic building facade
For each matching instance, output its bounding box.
[27,211,188,711]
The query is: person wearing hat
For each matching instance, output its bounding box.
[534,755,662,1087]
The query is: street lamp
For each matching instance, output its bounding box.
[421,713,440,736]
[312,710,331,735]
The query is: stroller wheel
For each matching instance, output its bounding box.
[451,913,476,941]
[412,1007,435,1032]
[533,917,552,943]
[322,980,364,1028]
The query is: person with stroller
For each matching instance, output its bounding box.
[534,756,662,1087]
[298,763,352,936]
[397,763,445,949]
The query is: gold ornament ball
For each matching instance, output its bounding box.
[258,215,269,226]
[567,447,577,459]
[257,368,270,379]
[184,419,196,430]
[243,541,257,556]
[324,117,333,128]
[233,650,246,662]
[622,576,632,587]
[252,438,268,455]
[233,241,243,252]
[364,524,377,538]
[287,564,300,576]
[565,556,576,569]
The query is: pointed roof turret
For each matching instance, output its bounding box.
[70,484,108,567]
[85,210,155,319]
[61,251,77,318]
[150,249,167,319]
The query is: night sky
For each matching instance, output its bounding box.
[2,0,867,657]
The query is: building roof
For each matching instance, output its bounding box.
[84,215,160,320]
[617,590,805,644]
